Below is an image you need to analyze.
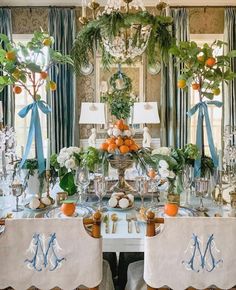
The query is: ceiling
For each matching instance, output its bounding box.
[0,0,235,6]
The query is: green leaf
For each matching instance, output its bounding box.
[227,50,236,58]
[26,63,42,73]
[202,92,214,100]
[59,172,77,196]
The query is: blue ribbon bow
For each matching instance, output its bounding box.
[187,100,223,177]
[18,100,51,174]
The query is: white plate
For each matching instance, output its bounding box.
[153,205,198,217]
[80,62,94,75]
[24,202,54,213]
[107,205,134,212]
[147,62,161,75]
[45,205,94,218]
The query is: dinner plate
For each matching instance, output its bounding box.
[152,205,198,217]
[45,205,94,219]
[24,202,54,213]
[107,205,134,212]
[147,61,161,75]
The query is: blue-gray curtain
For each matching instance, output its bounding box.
[48,7,76,153]
[0,8,14,126]
[160,8,189,148]
[224,8,236,135]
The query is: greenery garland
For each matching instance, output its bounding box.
[71,11,173,74]
[109,71,132,92]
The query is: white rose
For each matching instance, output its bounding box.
[159,168,170,178]
[152,147,171,156]
[65,158,76,170]
[159,160,169,169]
[57,152,70,166]
[60,147,68,154]
[67,147,81,154]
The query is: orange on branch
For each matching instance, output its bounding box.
[212,88,221,96]
[49,81,57,91]
[13,86,22,94]
[205,57,216,67]
[43,38,52,46]
[40,71,48,80]
[197,55,205,63]
[192,83,200,90]
[177,79,186,89]
[5,51,16,61]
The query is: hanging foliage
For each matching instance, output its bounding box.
[71,11,173,74]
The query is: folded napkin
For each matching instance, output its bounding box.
[144,217,236,290]
[0,218,102,290]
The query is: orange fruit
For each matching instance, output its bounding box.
[100,143,109,151]
[12,69,21,80]
[5,51,16,61]
[61,202,76,216]
[212,88,220,95]
[205,57,216,67]
[123,124,129,130]
[177,79,186,89]
[49,81,57,91]
[40,71,48,79]
[129,144,139,152]
[197,55,205,63]
[116,137,124,147]
[107,137,115,144]
[164,203,179,216]
[119,145,129,154]
[108,143,117,153]
[43,38,52,46]
[13,86,22,94]
[192,83,200,90]
[148,169,156,179]
[115,120,124,131]
[124,139,133,147]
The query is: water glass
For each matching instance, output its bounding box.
[182,165,194,207]
[135,176,149,209]
[195,178,209,212]
[74,166,90,205]
[94,176,107,211]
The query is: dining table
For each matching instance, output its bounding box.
[0,183,234,253]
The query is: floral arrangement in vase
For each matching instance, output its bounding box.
[170,40,236,176]
[0,31,73,174]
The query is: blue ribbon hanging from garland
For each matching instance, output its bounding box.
[18,100,51,174]
[187,100,223,177]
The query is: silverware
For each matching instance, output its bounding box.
[103,214,109,234]
[111,213,118,234]
[132,216,140,233]
[126,214,132,233]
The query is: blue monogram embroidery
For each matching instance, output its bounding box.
[182,233,223,273]
[25,233,65,272]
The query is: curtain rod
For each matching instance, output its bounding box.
[170,5,236,8]
[1,6,76,8]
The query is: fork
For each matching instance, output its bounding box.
[126,214,132,233]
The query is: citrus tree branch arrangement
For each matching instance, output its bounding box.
[71,11,173,74]
[170,40,236,176]
[0,31,73,173]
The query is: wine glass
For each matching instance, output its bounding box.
[182,165,194,207]
[195,178,209,212]
[94,176,107,211]
[11,170,24,212]
[74,166,90,205]
[135,176,149,209]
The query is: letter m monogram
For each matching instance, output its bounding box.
[182,233,223,273]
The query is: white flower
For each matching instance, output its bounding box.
[64,158,76,170]
[67,147,81,155]
[152,147,171,156]
[159,168,170,178]
[57,152,70,165]
[60,147,68,154]
[159,160,169,169]
[168,171,176,179]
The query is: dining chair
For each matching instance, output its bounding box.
[126,211,236,290]
[0,211,114,290]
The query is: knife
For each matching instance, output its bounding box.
[103,214,109,234]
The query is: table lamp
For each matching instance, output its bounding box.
[132,102,160,148]
[79,102,106,147]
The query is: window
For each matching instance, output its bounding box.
[189,34,223,152]
[13,34,48,158]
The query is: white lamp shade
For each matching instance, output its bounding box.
[132,102,160,124]
[79,102,106,124]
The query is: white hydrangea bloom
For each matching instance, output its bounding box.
[159,160,169,169]
[159,168,170,178]
[152,147,171,156]
[65,158,76,170]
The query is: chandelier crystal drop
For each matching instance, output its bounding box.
[104,0,146,13]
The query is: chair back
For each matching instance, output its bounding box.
[144,214,236,290]
[0,212,102,290]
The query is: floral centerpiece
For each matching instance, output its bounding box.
[0,31,73,175]
[151,144,200,200]
[170,40,236,176]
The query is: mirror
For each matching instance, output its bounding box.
[95,54,146,133]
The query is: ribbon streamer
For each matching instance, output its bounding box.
[187,100,223,177]
[18,100,51,174]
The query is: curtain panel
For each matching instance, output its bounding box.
[48,7,76,153]
[0,8,14,127]
[224,8,236,137]
[160,8,189,148]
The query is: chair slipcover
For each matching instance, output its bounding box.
[0,218,102,290]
